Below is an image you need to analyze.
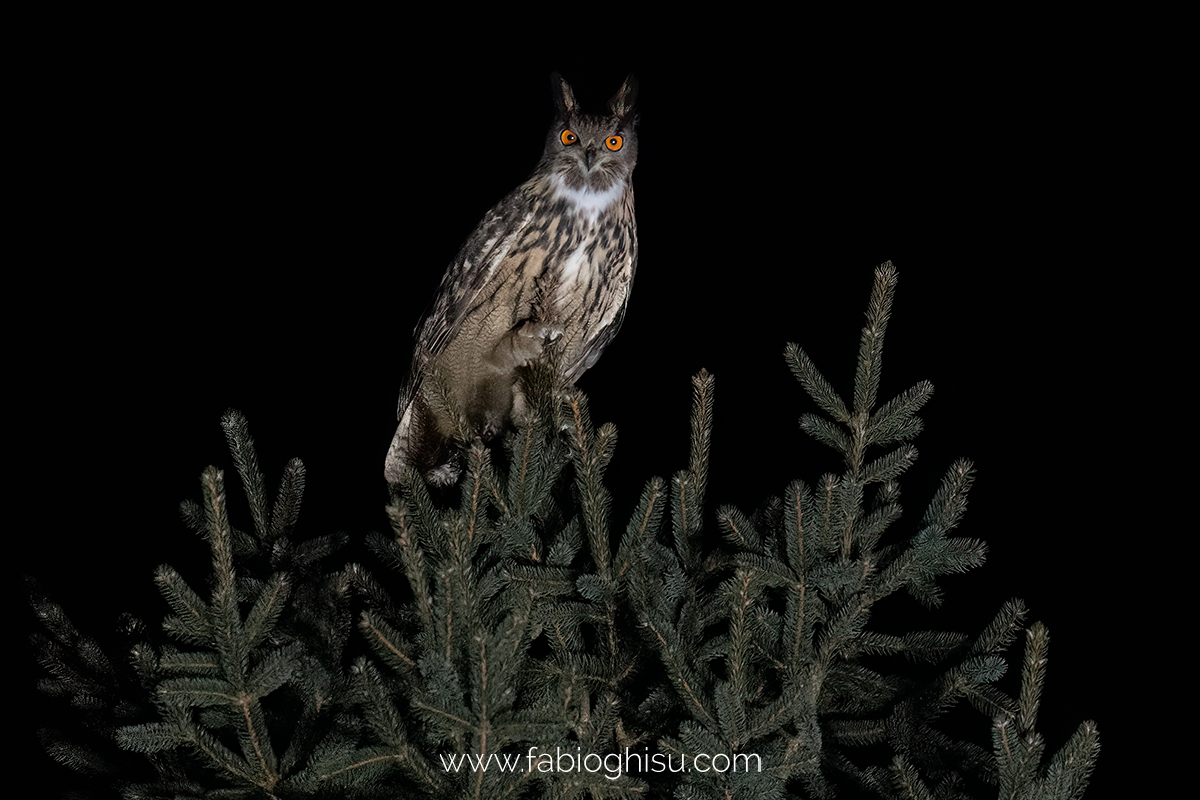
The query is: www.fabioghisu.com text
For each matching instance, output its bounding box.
[440,747,763,782]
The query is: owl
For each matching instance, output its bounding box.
[385,72,639,486]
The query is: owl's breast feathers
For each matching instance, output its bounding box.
[412,175,635,386]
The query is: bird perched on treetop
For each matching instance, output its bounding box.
[385,72,639,486]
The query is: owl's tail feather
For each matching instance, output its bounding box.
[384,395,462,487]
[383,401,416,486]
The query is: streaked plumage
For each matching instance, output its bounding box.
[385,73,639,486]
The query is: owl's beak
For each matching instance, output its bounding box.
[584,145,597,170]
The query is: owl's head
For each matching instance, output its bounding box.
[538,72,638,198]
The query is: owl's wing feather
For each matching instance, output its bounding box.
[396,187,536,418]
[418,191,537,357]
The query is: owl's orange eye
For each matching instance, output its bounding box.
[560,129,578,146]
[605,135,624,151]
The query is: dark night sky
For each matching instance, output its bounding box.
[14,8,1174,795]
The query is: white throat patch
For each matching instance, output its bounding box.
[550,174,624,223]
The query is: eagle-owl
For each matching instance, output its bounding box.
[385,72,639,486]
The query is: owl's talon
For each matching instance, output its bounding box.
[517,322,559,341]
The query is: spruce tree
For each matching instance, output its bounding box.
[29,263,1099,798]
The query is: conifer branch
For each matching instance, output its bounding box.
[786,342,850,423]
[631,263,1099,798]
[853,261,898,419]
[992,623,1100,799]
[221,408,270,541]
[688,368,715,512]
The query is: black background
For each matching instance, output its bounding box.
[14,6,1175,796]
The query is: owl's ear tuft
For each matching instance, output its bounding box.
[550,71,579,119]
[607,73,638,122]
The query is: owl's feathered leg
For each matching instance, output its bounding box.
[386,320,565,488]
[495,320,563,431]
[490,320,562,370]
[467,320,557,439]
